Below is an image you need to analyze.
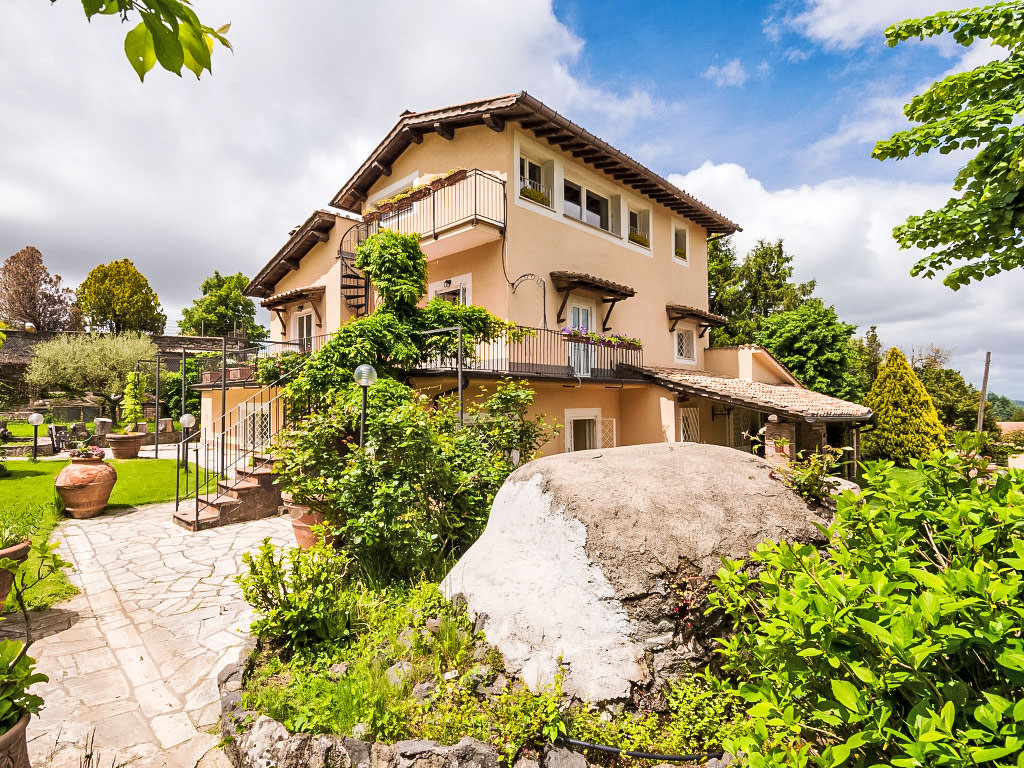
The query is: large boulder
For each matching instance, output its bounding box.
[442,442,827,703]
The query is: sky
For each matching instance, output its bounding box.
[1,0,1021,398]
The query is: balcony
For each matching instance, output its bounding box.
[416,326,644,381]
[340,169,505,260]
[195,334,332,386]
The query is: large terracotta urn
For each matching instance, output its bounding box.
[106,432,145,459]
[286,502,330,549]
[55,458,117,519]
[0,713,30,768]
[0,539,30,610]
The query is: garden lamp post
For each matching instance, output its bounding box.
[28,412,44,460]
[180,414,196,475]
[353,364,377,448]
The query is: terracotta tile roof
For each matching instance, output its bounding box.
[998,421,1024,434]
[549,271,636,299]
[259,285,326,309]
[665,304,726,326]
[639,366,873,421]
[329,92,740,235]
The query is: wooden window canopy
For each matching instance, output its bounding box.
[550,271,636,331]
[666,304,727,337]
[261,286,326,333]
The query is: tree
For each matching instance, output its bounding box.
[63,0,232,81]
[24,333,156,420]
[873,3,1024,288]
[915,357,997,432]
[178,271,267,340]
[0,247,75,331]
[848,325,883,399]
[708,237,817,346]
[755,299,861,400]
[862,347,946,464]
[988,391,1024,421]
[76,259,166,334]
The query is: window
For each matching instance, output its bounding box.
[429,273,471,306]
[571,418,597,451]
[628,209,650,247]
[674,226,689,262]
[675,328,696,362]
[519,156,551,207]
[564,180,582,220]
[563,180,618,234]
[678,407,700,442]
[296,312,313,349]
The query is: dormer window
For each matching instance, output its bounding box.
[628,209,650,248]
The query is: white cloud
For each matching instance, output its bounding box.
[670,162,1024,397]
[703,59,749,87]
[0,0,660,324]
[781,0,954,50]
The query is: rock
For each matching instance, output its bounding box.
[442,670,460,682]
[467,664,490,685]
[330,662,350,678]
[705,755,735,768]
[513,758,540,768]
[413,681,436,701]
[828,477,861,495]
[342,738,373,768]
[398,627,416,651]
[395,740,442,758]
[484,673,507,697]
[449,737,499,768]
[371,742,397,768]
[541,745,586,768]
[443,443,828,702]
[472,644,487,662]
[386,661,413,687]
[235,715,351,768]
[425,617,442,634]
[352,723,371,741]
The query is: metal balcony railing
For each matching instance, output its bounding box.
[417,326,644,381]
[519,177,552,207]
[340,169,506,257]
[195,334,332,385]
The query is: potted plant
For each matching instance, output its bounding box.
[0,541,71,768]
[520,186,550,207]
[0,505,37,610]
[54,444,117,519]
[106,371,147,459]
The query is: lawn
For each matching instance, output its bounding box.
[3,420,182,439]
[2,458,217,611]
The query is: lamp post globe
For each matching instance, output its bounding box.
[28,412,44,460]
[354,364,378,448]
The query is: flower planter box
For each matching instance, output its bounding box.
[227,365,255,382]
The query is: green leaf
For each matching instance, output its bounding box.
[832,679,861,712]
[140,10,184,75]
[124,22,156,82]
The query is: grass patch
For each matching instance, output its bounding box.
[3,420,181,439]
[1,458,216,611]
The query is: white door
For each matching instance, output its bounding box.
[296,313,313,351]
[568,303,594,377]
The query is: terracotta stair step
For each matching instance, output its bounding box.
[172,506,222,531]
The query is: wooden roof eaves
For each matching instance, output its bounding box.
[245,211,338,298]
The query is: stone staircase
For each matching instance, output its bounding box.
[172,454,283,531]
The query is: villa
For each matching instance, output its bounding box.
[192,91,870,520]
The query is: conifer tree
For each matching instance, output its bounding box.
[863,347,946,465]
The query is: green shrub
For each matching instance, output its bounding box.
[273,378,553,586]
[776,445,848,504]
[255,351,308,386]
[628,231,649,247]
[119,370,147,431]
[710,432,1024,767]
[237,539,357,656]
[863,347,945,465]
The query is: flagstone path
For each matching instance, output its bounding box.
[0,502,291,768]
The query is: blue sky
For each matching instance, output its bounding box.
[0,0,1021,397]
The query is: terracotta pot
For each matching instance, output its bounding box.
[0,540,30,610]
[106,433,145,459]
[286,503,329,549]
[0,712,30,768]
[55,458,117,519]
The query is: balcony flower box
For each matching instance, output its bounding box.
[560,327,642,351]
[227,365,255,382]
[520,186,550,207]
[628,231,650,247]
[200,370,221,385]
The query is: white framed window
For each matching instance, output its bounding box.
[295,311,313,346]
[678,407,701,442]
[564,179,619,235]
[673,226,689,263]
[674,328,696,363]
[519,156,552,208]
[628,208,650,248]
[429,273,472,306]
[565,407,611,452]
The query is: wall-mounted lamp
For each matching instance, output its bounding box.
[443,279,452,288]
[767,414,779,423]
